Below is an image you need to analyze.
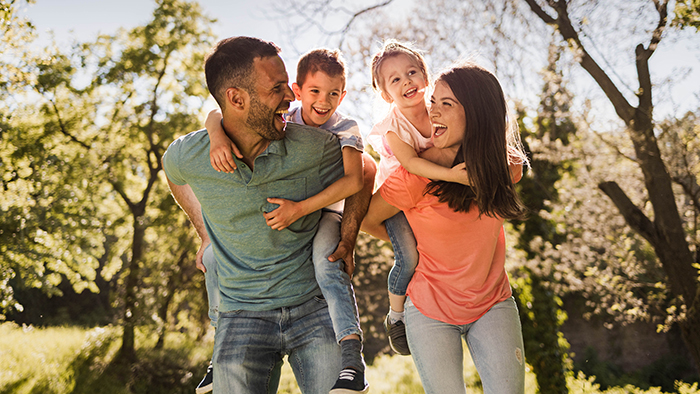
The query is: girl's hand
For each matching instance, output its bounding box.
[449,163,471,185]
[263,198,306,230]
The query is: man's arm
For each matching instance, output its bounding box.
[328,153,377,278]
[166,177,211,272]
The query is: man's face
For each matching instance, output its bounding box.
[245,56,295,140]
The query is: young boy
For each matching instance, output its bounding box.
[199,48,372,394]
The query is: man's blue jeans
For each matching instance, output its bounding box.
[405,296,525,394]
[312,210,363,342]
[213,296,341,393]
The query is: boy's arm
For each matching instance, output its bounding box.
[263,147,364,230]
[329,152,377,277]
[386,131,470,185]
[205,109,241,173]
[166,177,211,273]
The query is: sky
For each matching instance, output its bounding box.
[18,0,700,123]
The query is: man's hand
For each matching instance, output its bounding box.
[328,239,356,278]
[195,240,211,273]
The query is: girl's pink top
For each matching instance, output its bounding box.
[367,105,432,188]
[379,167,513,325]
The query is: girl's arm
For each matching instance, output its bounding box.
[263,147,364,231]
[360,190,400,242]
[386,131,470,185]
[205,109,242,173]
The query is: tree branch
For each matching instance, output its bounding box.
[525,0,635,123]
[636,0,668,117]
[598,181,659,246]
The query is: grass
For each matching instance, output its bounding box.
[1,322,698,394]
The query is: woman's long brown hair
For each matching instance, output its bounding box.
[425,63,528,220]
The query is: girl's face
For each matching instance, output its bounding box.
[429,79,466,150]
[378,53,428,109]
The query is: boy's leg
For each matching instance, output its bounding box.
[213,309,284,394]
[285,297,343,394]
[312,210,368,392]
[312,210,363,342]
[196,244,218,394]
[384,211,418,355]
[465,297,525,394]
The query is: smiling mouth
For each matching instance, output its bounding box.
[433,122,447,137]
[404,87,417,98]
[313,107,331,116]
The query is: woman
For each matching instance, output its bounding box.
[362,62,528,394]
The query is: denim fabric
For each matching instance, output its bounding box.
[405,296,525,394]
[202,244,219,328]
[385,211,419,296]
[312,210,362,342]
[213,297,341,394]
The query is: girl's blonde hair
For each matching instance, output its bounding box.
[370,39,429,92]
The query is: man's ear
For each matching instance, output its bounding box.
[291,82,303,101]
[225,87,248,111]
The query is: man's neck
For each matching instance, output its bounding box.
[222,119,271,169]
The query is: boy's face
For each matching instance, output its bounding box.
[292,71,346,128]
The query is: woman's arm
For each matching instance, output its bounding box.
[361,190,401,242]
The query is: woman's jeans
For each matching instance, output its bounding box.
[385,211,418,296]
[405,296,525,394]
[312,210,363,342]
[213,296,341,394]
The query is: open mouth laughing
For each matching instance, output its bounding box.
[433,122,447,137]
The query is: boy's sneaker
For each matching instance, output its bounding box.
[195,361,213,394]
[384,314,410,355]
[330,368,369,393]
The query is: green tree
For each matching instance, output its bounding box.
[1,0,216,368]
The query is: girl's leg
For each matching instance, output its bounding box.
[465,297,525,394]
[385,211,419,300]
[404,297,467,394]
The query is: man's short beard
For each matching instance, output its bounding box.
[246,93,285,141]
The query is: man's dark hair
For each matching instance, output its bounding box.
[204,36,281,108]
[296,48,346,88]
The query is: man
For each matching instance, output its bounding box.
[162,36,371,393]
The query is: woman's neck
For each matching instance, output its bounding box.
[420,145,460,168]
[398,103,432,139]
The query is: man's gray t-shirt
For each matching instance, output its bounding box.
[163,123,344,312]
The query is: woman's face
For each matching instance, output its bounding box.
[429,79,466,150]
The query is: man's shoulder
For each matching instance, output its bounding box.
[169,129,209,150]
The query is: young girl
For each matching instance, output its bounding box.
[364,40,469,355]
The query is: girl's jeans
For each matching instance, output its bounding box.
[405,296,526,394]
[385,211,419,296]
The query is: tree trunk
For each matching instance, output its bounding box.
[117,212,146,365]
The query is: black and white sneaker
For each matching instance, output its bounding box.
[195,361,213,394]
[329,368,369,393]
[384,314,410,355]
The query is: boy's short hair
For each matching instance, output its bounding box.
[370,39,428,92]
[204,36,281,108]
[296,48,346,89]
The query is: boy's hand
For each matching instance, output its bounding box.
[449,163,470,185]
[328,240,355,278]
[210,135,241,173]
[263,198,306,230]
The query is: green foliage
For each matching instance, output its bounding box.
[673,0,700,31]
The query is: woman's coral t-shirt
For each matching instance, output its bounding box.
[379,167,513,325]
